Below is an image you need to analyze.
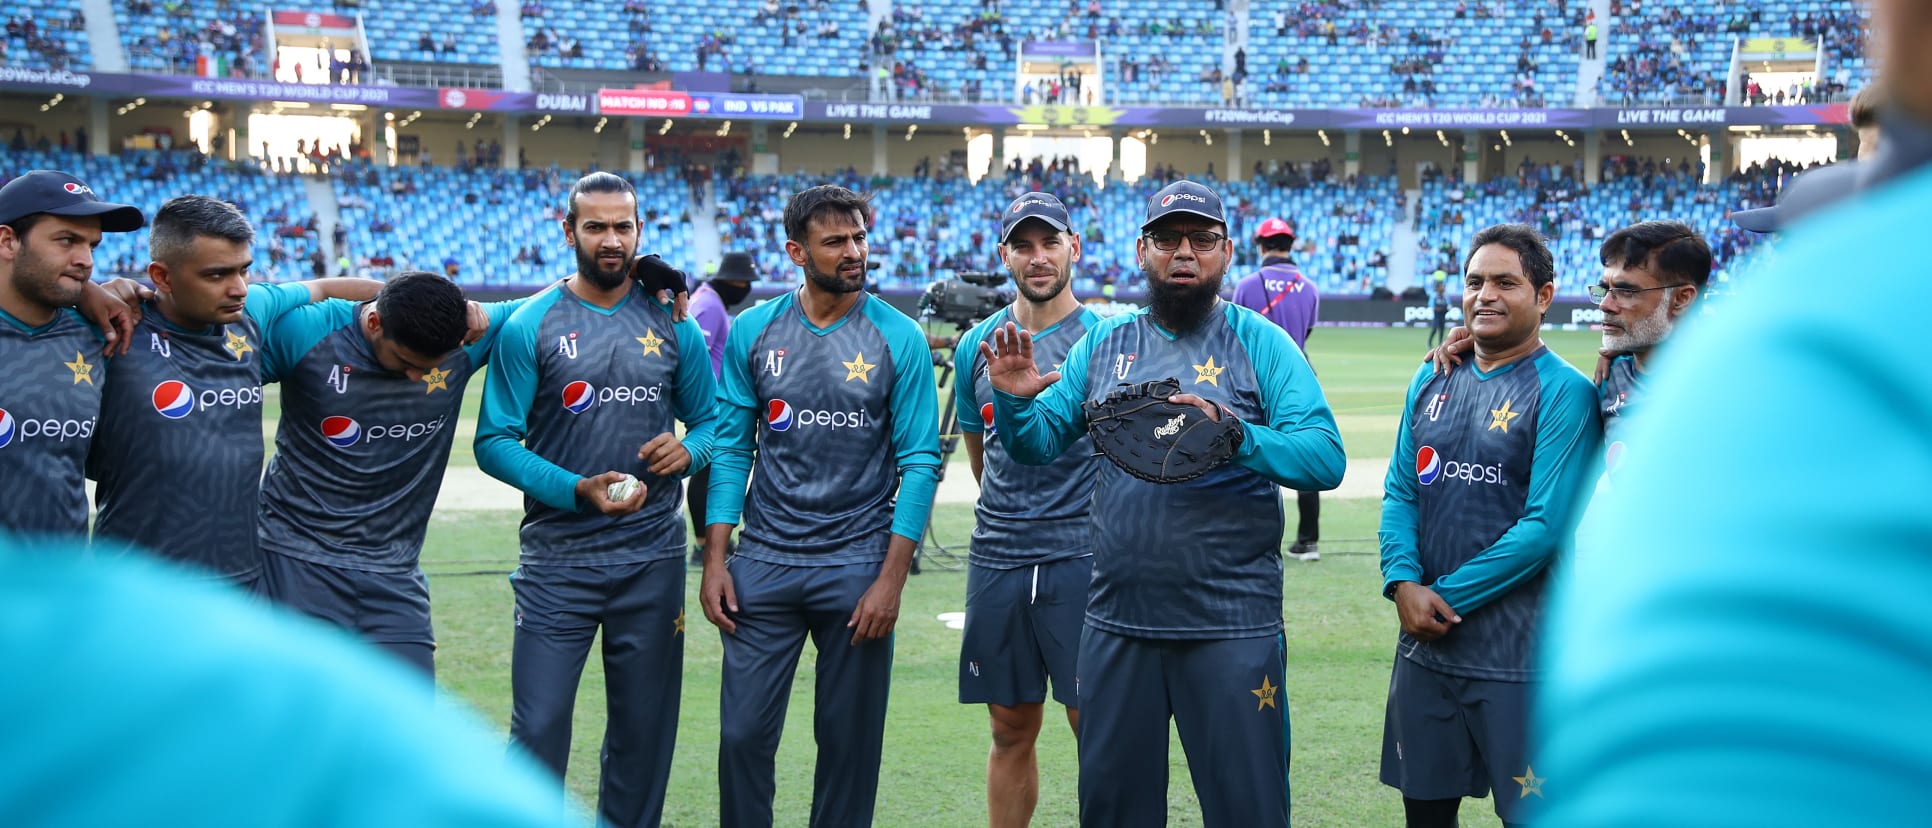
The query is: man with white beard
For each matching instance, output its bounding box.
[1429,220,1711,469]
[1583,220,1711,479]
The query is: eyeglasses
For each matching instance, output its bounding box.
[1143,230,1229,252]
[1587,283,1688,305]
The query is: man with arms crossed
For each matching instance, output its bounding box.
[1378,224,1600,828]
[983,180,1345,827]
[953,192,1101,827]
[699,184,941,828]
[476,171,719,828]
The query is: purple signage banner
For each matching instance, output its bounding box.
[1329,108,1596,129]
[1725,103,1849,126]
[688,92,805,119]
[1596,106,1728,127]
[1022,40,1098,58]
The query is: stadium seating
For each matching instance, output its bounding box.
[1411,158,1788,294]
[527,0,871,76]
[359,0,499,66]
[330,163,699,288]
[0,148,317,284]
[116,1,265,77]
[868,4,1006,103]
[6,3,93,71]
[1602,0,1872,105]
[1245,0,1580,109]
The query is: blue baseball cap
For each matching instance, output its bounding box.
[1141,180,1226,230]
[0,170,144,233]
[1000,192,1071,242]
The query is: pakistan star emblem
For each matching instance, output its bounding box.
[844,352,876,383]
[1252,676,1278,710]
[224,330,253,361]
[673,609,685,636]
[64,351,93,385]
[1512,765,1544,798]
[421,366,451,394]
[636,328,665,357]
[1488,399,1520,432]
[1193,355,1224,386]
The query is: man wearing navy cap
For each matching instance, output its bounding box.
[984,179,1345,827]
[953,192,1102,827]
[1233,216,1323,562]
[0,170,145,537]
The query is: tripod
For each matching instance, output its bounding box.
[913,341,969,575]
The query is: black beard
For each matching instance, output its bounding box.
[804,257,864,294]
[1015,269,1069,303]
[1146,268,1222,332]
[575,243,630,291]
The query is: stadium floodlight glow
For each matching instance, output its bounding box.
[1493,144,1501,151]
[1401,126,1410,135]
[905,124,916,140]
[661,119,675,135]
[1149,132,1158,145]
[784,122,798,138]
[1262,129,1270,145]
[1016,123,1047,130]
[594,117,608,133]
[331,103,368,112]
[842,123,851,139]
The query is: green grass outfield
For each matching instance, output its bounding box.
[284,327,1604,826]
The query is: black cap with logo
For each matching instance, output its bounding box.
[1141,180,1227,230]
[1000,192,1072,242]
[0,170,145,233]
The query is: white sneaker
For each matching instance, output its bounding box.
[1288,543,1320,562]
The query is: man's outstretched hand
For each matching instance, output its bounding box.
[980,322,1060,399]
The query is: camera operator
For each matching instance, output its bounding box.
[949,192,1103,827]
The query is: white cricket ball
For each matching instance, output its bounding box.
[607,475,642,503]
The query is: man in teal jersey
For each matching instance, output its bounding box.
[953,192,1101,827]
[700,184,941,827]
[983,180,1345,828]
[1378,224,1600,828]
[89,195,381,590]
[0,170,145,537]
[255,271,517,675]
[475,172,719,828]
[0,532,577,827]
[1536,0,1932,822]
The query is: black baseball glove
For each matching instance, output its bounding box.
[1082,377,1244,484]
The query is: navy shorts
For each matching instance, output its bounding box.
[958,556,1090,708]
[1380,654,1538,822]
[262,552,434,647]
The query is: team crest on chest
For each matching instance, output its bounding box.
[764,348,787,377]
[557,332,579,360]
[1112,353,1137,380]
[636,328,664,357]
[1192,355,1224,386]
[223,330,252,361]
[64,351,93,385]
[843,351,876,383]
[421,366,451,394]
[149,332,171,358]
[1488,399,1520,432]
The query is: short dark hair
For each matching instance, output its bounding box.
[782,184,871,243]
[374,271,468,358]
[1599,220,1712,292]
[0,212,49,241]
[1258,236,1295,254]
[1465,224,1555,291]
[150,195,255,266]
[565,172,637,228]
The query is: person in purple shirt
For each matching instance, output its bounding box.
[686,251,755,560]
[1231,217,1324,561]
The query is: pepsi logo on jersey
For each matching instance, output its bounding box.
[766,399,872,432]
[560,380,665,414]
[150,380,263,420]
[0,406,94,448]
[1416,445,1506,487]
[320,414,449,449]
